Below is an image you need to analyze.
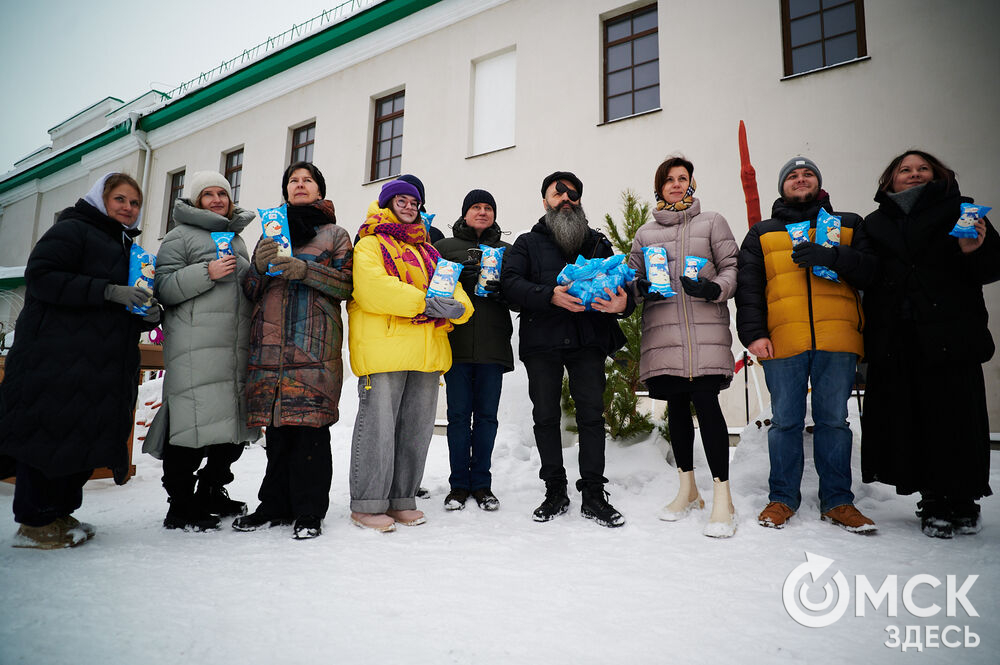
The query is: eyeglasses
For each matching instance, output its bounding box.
[555,181,580,202]
[394,196,420,210]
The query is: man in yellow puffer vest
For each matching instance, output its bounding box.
[736,157,877,534]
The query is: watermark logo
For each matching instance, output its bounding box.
[781,552,982,652]
[782,552,851,628]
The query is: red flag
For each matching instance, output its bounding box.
[739,120,762,228]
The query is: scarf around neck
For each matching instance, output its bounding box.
[359,208,446,326]
[287,199,336,245]
[656,178,698,212]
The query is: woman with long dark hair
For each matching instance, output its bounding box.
[860,150,999,538]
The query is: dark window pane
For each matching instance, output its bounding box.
[378,140,391,160]
[607,42,631,71]
[378,122,392,141]
[606,16,631,42]
[392,117,404,137]
[390,136,403,158]
[632,8,657,33]
[632,33,658,64]
[306,126,315,141]
[821,0,850,8]
[607,93,632,121]
[634,85,659,113]
[788,0,820,19]
[792,42,823,73]
[606,70,632,97]
[633,60,658,89]
[790,14,821,47]
[376,160,389,180]
[389,157,401,176]
[824,32,858,65]
[823,4,856,35]
[379,99,393,117]
[393,94,404,113]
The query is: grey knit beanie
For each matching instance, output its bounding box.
[778,157,822,197]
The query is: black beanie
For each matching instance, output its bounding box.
[461,189,497,220]
[541,171,583,198]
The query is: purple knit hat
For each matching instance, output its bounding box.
[378,179,422,209]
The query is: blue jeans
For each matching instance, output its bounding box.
[762,350,857,513]
[444,363,504,491]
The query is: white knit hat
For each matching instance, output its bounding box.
[185,171,232,203]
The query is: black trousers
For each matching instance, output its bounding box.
[257,425,332,519]
[523,348,608,489]
[161,442,245,498]
[12,463,92,527]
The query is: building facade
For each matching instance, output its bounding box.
[1,0,998,429]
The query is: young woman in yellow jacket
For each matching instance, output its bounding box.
[347,179,473,531]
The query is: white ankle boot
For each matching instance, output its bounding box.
[703,477,737,538]
[657,469,703,521]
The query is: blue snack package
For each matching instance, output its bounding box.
[426,257,463,298]
[420,212,436,237]
[949,203,991,239]
[642,246,677,298]
[127,243,156,315]
[211,232,235,258]
[786,221,810,249]
[258,204,291,275]
[557,254,635,310]
[812,209,841,282]
[475,245,505,297]
[683,256,708,281]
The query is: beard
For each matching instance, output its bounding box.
[545,203,589,257]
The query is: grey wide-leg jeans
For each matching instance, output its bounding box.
[350,370,439,513]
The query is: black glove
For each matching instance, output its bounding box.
[680,276,721,301]
[482,279,500,295]
[105,284,151,309]
[142,305,161,324]
[791,241,838,268]
[636,278,665,302]
[460,260,480,281]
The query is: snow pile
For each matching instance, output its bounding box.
[1,360,997,664]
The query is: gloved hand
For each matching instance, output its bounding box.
[636,278,665,302]
[424,296,466,319]
[142,305,161,324]
[253,238,279,274]
[460,259,480,281]
[270,256,308,281]
[482,279,501,300]
[680,276,722,301]
[791,241,838,268]
[105,284,151,309]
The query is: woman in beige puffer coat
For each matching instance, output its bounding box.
[628,156,739,538]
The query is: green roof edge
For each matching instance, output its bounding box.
[1,0,443,197]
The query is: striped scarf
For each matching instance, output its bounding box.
[359,209,447,326]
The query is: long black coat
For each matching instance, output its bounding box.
[858,180,1000,498]
[0,200,154,480]
[500,218,632,359]
[434,219,514,371]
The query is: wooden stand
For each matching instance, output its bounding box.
[1,344,163,485]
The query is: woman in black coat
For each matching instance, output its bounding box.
[859,150,1000,538]
[0,173,160,549]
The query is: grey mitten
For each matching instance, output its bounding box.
[253,238,279,273]
[105,284,151,309]
[142,303,161,323]
[423,296,466,319]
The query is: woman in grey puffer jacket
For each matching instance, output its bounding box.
[628,156,739,538]
[146,171,260,531]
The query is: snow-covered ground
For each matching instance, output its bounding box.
[1,360,997,665]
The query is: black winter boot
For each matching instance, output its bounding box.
[580,485,625,528]
[164,495,222,531]
[532,481,569,522]
[195,480,247,517]
[916,495,953,539]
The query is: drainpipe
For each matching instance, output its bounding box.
[129,112,152,202]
